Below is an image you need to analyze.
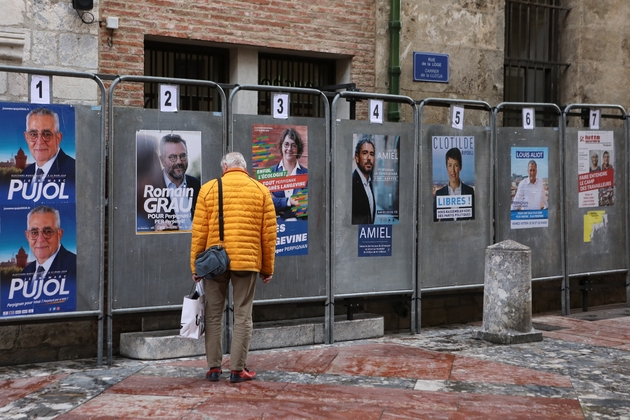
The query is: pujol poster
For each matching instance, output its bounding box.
[0,103,77,317]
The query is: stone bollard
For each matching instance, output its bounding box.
[474,240,543,345]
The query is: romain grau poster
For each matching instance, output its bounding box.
[577,131,614,208]
[432,136,475,222]
[351,134,400,225]
[0,103,77,317]
[136,130,202,234]
[252,124,308,256]
[510,147,549,229]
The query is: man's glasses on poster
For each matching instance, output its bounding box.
[26,228,58,239]
[26,130,56,143]
[167,153,188,162]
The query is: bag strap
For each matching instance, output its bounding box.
[218,177,224,244]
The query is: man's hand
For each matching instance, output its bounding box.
[261,274,272,284]
[192,274,203,282]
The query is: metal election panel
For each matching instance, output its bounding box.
[419,125,492,289]
[0,104,102,317]
[332,120,415,296]
[110,108,223,310]
[74,105,104,311]
[495,127,563,280]
[231,114,327,301]
[565,126,627,275]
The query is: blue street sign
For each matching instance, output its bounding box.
[413,52,449,83]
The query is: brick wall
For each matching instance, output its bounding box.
[99,0,377,106]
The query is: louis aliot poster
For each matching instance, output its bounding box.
[510,147,549,229]
[252,124,308,256]
[0,103,77,317]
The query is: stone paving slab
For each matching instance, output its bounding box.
[0,305,629,419]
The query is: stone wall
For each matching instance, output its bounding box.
[560,1,630,108]
[375,0,504,124]
[0,0,99,104]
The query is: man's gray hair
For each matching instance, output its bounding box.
[26,108,60,132]
[27,205,61,229]
[159,133,187,156]
[221,152,247,170]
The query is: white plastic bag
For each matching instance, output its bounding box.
[180,282,205,339]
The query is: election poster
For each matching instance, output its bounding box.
[252,124,308,256]
[577,131,614,208]
[432,136,475,222]
[136,130,202,234]
[0,103,77,317]
[351,134,400,226]
[510,147,549,229]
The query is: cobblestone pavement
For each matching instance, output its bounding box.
[0,305,629,419]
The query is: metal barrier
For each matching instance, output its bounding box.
[331,91,417,339]
[416,98,493,331]
[228,84,331,342]
[3,63,628,365]
[562,104,628,315]
[0,65,106,365]
[107,75,227,364]
[493,103,564,281]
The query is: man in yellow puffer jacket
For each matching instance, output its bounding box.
[190,152,276,383]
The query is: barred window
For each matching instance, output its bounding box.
[258,54,336,118]
[144,41,229,112]
[504,0,570,126]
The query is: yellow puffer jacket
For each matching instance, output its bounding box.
[190,168,277,276]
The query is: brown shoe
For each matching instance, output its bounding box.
[229,368,256,383]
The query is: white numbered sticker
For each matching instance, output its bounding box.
[522,108,535,130]
[273,93,289,119]
[589,109,600,130]
[451,105,464,130]
[30,75,51,104]
[160,84,179,113]
[369,99,384,124]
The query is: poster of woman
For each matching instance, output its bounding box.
[252,124,308,256]
[432,136,475,222]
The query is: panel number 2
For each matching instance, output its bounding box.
[160,84,179,113]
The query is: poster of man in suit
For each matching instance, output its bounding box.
[0,103,77,317]
[136,130,202,234]
[352,134,400,226]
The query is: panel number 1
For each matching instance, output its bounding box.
[30,75,51,104]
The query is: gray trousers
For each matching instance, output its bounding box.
[203,270,257,371]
